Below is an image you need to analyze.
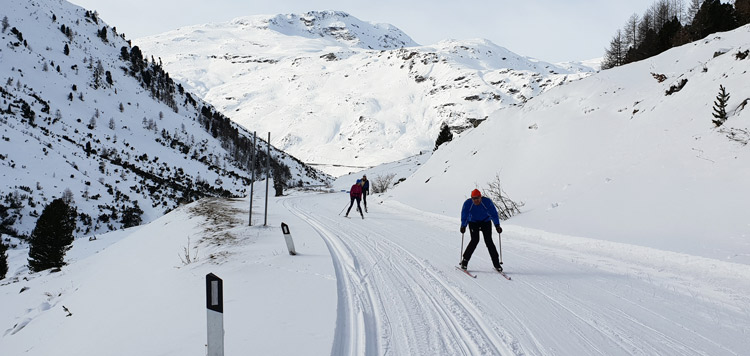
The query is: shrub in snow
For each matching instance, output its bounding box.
[483,174,524,221]
[665,79,688,96]
[178,238,198,266]
[372,173,396,194]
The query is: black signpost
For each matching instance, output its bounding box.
[280,222,297,255]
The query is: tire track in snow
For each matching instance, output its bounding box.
[283,193,750,355]
[284,199,379,356]
[339,226,512,355]
[283,197,520,355]
[286,200,468,355]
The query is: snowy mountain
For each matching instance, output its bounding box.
[2,6,750,356]
[263,11,419,50]
[0,0,330,237]
[394,25,750,264]
[135,12,595,176]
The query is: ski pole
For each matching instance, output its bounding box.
[498,230,503,265]
[338,201,349,216]
[460,233,465,265]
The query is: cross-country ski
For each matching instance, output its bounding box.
[456,266,477,278]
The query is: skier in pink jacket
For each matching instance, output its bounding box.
[345,179,365,219]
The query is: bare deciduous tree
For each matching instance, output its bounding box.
[602,30,627,69]
[624,13,641,50]
[483,174,524,221]
[372,173,396,194]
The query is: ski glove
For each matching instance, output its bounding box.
[496,225,502,234]
[460,226,466,233]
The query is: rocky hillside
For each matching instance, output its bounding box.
[0,0,330,237]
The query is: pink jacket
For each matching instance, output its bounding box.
[350,184,362,198]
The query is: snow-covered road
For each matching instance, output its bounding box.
[283,192,750,355]
[3,192,749,356]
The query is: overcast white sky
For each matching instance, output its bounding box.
[67,0,657,62]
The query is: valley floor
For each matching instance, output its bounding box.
[2,190,749,355]
[281,192,750,355]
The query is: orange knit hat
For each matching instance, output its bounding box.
[471,189,481,198]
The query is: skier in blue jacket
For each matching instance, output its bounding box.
[460,189,503,271]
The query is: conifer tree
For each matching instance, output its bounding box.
[434,123,453,150]
[0,239,8,279]
[27,198,77,272]
[602,30,627,69]
[273,169,286,197]
[623,13,640,50]
[736,0,750,25]
[687,0,704,23]
[98,26,108,42]
[691,0,738,39]
[120,204,143,228]
[712,85,730,127]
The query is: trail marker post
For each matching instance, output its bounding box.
[249,131,256,226]
[280,222,297,255]
[264,132,270,226]
[206,273,224,356]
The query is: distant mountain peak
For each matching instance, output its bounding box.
[233,11,419,50]
[137,11,593,176]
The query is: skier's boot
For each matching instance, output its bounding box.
[494,265,503,272]
[460,259,468,270]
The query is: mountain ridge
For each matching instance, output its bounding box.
[136,12,596,176]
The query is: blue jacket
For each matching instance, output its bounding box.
[461,197,501,227]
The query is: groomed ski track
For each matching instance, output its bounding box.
[281,193,750,356]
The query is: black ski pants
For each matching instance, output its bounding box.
[346,196,363,216]
[463,221,501,268]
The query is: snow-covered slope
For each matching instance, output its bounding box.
[3,7,750,356]
[2,183,749,355]
[0,0,330,237]
[135,12,594,176]
[394,25,750,264]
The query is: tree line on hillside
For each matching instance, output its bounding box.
[602,0,750,69]
[0,7,327,279]
[119,45,302,186]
